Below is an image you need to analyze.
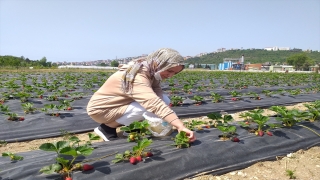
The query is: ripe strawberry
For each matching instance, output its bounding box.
[39,95,43,99]
[146,152,153,157]
[266,131,273,136]
[67,107,72,111]
[245,121,249,124]
[82,164,94,171]
[19,117,25,121]
[169,103,173,107]
[55,113,60,117]
[258,130,264,136]
[129,157,137,164]
[65,177,72,180]
[205,125,210,129]
[136,156,142,162]
[231,137,240,142]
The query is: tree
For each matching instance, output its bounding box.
[110,60,119,67]
[286,53,314,71]
[39,57,47,67]
[99,63,107,66]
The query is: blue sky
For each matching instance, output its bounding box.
[1,0,319,62]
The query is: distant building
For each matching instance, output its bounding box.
[217,48,226,52]
[265,47,290,51]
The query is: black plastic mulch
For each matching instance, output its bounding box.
[0,120,319,180]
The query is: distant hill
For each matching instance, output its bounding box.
[185,49,320,65]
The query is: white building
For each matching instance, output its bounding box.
[264,46,290,51]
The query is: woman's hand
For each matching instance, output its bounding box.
[177,127,196,142]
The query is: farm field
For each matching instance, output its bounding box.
[0,69,319,180]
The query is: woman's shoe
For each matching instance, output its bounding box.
[94,124,118,141]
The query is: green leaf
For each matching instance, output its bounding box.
[207,112,222,120]
[39,143,57,152]
[75,146,94,156]
[2,152,10,157]
[56,157,69,167]
[69,136,80,142]
[60,147,77,157]
[88,133,100,140]
[39,164,62,174]
[55,141,69,151]
[120,126,130,132]
[12,155,23,161]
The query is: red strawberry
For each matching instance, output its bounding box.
[169,103,173,107]
[266,131,273,136]
[39,95,43,99]
[65,177,72,180]
[82,164,94,171]
[258,130,264,136]
[136,156,142,162]
[205,125,210,129]
[245,121,249,124]
[231,137,240,142]
[19,117,25,121]
[146,152,153,157]
[67,107,72,111]
[129,157,137,164]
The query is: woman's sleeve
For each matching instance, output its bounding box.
[129,73,177,121]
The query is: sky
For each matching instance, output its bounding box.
[0,0,319,62]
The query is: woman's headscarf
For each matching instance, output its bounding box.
[121,48,185,94]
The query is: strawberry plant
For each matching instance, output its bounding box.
[46,95,59,101]
[70,92,84,100]
[169,95,183,107]
[0,97,6,104]
[112,138,153,164]
[207,112,234,127]
[169,87,178,94]
[247,92,261,100]
[182,84,192,94]
[288,89,301,96]
[39,134,97,178]
[15,91,31,102]
[262,90,274,97]
[2,152,24,161]
[21,102,37,114]
[41,104,64,116]
[277,88,287,96]
[35,89,45,99]
[172,131,190,148]
[211,92,224,103]
[249,113,270,136]
[269,106,309,127]
[0,104,10,114]
[167,78,176,86]
[192,95,204,105]
[229,90,242,101]
[207,112,236,140]
[120,121,151,142]
[183,119,205,131]
[6,112,19,121]
[217,125,237,140]
[303,101,320,122]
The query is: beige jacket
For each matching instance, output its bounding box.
[87,65,178,124]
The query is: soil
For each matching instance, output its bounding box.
[1,102,319,180]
